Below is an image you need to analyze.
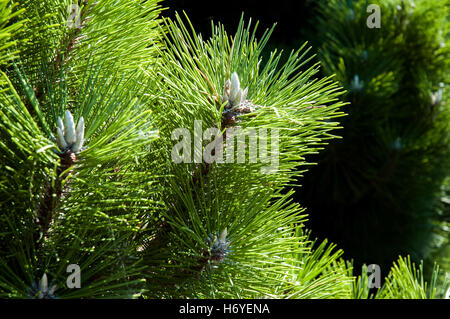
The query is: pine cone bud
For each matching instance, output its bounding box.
[55,110,85,154]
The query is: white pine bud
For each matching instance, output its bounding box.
[40,273,48,294]
[64,110,77,145]
[56,127,68,151]
[229,72,241,105]
[219,228,227,242]
[234,89,242,107]
[241,87,248,104]
[72,116,85,153]
[57,116,64,133]
[351,74,364,92]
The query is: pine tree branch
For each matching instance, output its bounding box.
[53,0,92,71]
[34,150,78,249]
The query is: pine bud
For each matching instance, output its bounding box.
[72,116,85,153]
[56,127,68,151]
[208,228,231,264]
[350,74,364,92]
[55,110,85,154]
[28,273,58,299]
[229,72,241,105]
[221,73,257,125]
[57,116,64,133]
[40,273,48,294]
[234,88,242,107]
[241,87,248,104]
[219,228,227,243]
[64,110,77,145]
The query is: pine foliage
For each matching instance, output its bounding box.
[134,13,347,298]
[0,0,447,299]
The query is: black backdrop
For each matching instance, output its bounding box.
[163,0,316,47]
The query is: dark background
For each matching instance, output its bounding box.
[162,0,317,49]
